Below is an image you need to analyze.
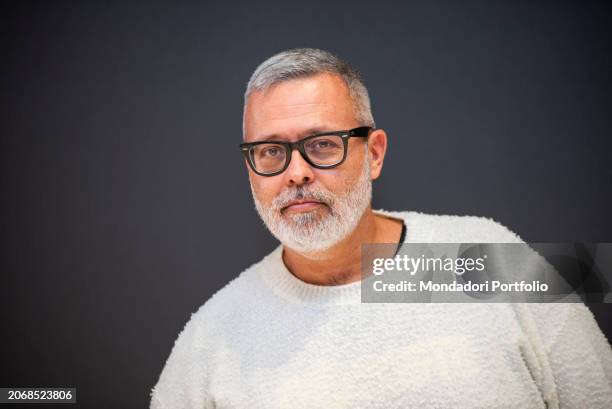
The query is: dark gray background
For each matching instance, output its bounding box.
[1,1,611,408]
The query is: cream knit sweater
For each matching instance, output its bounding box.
[150,210,612,408]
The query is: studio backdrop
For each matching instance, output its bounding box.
[1,1,611,408]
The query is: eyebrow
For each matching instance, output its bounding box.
[254,127,333,142]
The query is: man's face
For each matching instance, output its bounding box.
[243,73,376,254]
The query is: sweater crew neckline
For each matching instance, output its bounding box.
[258,210,431,306]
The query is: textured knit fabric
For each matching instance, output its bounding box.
[150,210,612,409]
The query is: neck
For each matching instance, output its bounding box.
[282,208,403,285]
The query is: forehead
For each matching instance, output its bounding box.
[244,72,357,142]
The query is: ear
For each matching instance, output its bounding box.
[367,129,388,180]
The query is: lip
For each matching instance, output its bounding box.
[282,200,323,212]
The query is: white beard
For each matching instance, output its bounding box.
[250,151,372,257]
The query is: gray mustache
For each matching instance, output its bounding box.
[273,186,334,210]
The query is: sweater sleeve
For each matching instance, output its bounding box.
[473,218,612,406]
[149,312,214,409]
[528,303,612,408]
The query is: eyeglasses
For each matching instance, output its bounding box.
[240,126,373,176]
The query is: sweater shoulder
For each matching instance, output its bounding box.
[184,250,273,329]
[150,253,275,406]
[432,213,522,242]
[379,209,524,243]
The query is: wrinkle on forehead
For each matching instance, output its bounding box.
[262,102,334,121]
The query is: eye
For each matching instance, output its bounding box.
[309,137,341,150]
[262,146,281,157]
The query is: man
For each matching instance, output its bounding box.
[150,48,612,408]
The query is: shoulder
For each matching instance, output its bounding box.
[425,212,523,243]
[376,209,524,243]
[183,250,275,332]
[151,251,277,407]
[152,251,274,383]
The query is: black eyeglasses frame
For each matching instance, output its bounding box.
[240,126,373,177]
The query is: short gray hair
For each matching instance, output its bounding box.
[243,48,375,137]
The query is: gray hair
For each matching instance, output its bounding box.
[243,48,375,137]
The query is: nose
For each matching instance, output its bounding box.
[284,149,314,186]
